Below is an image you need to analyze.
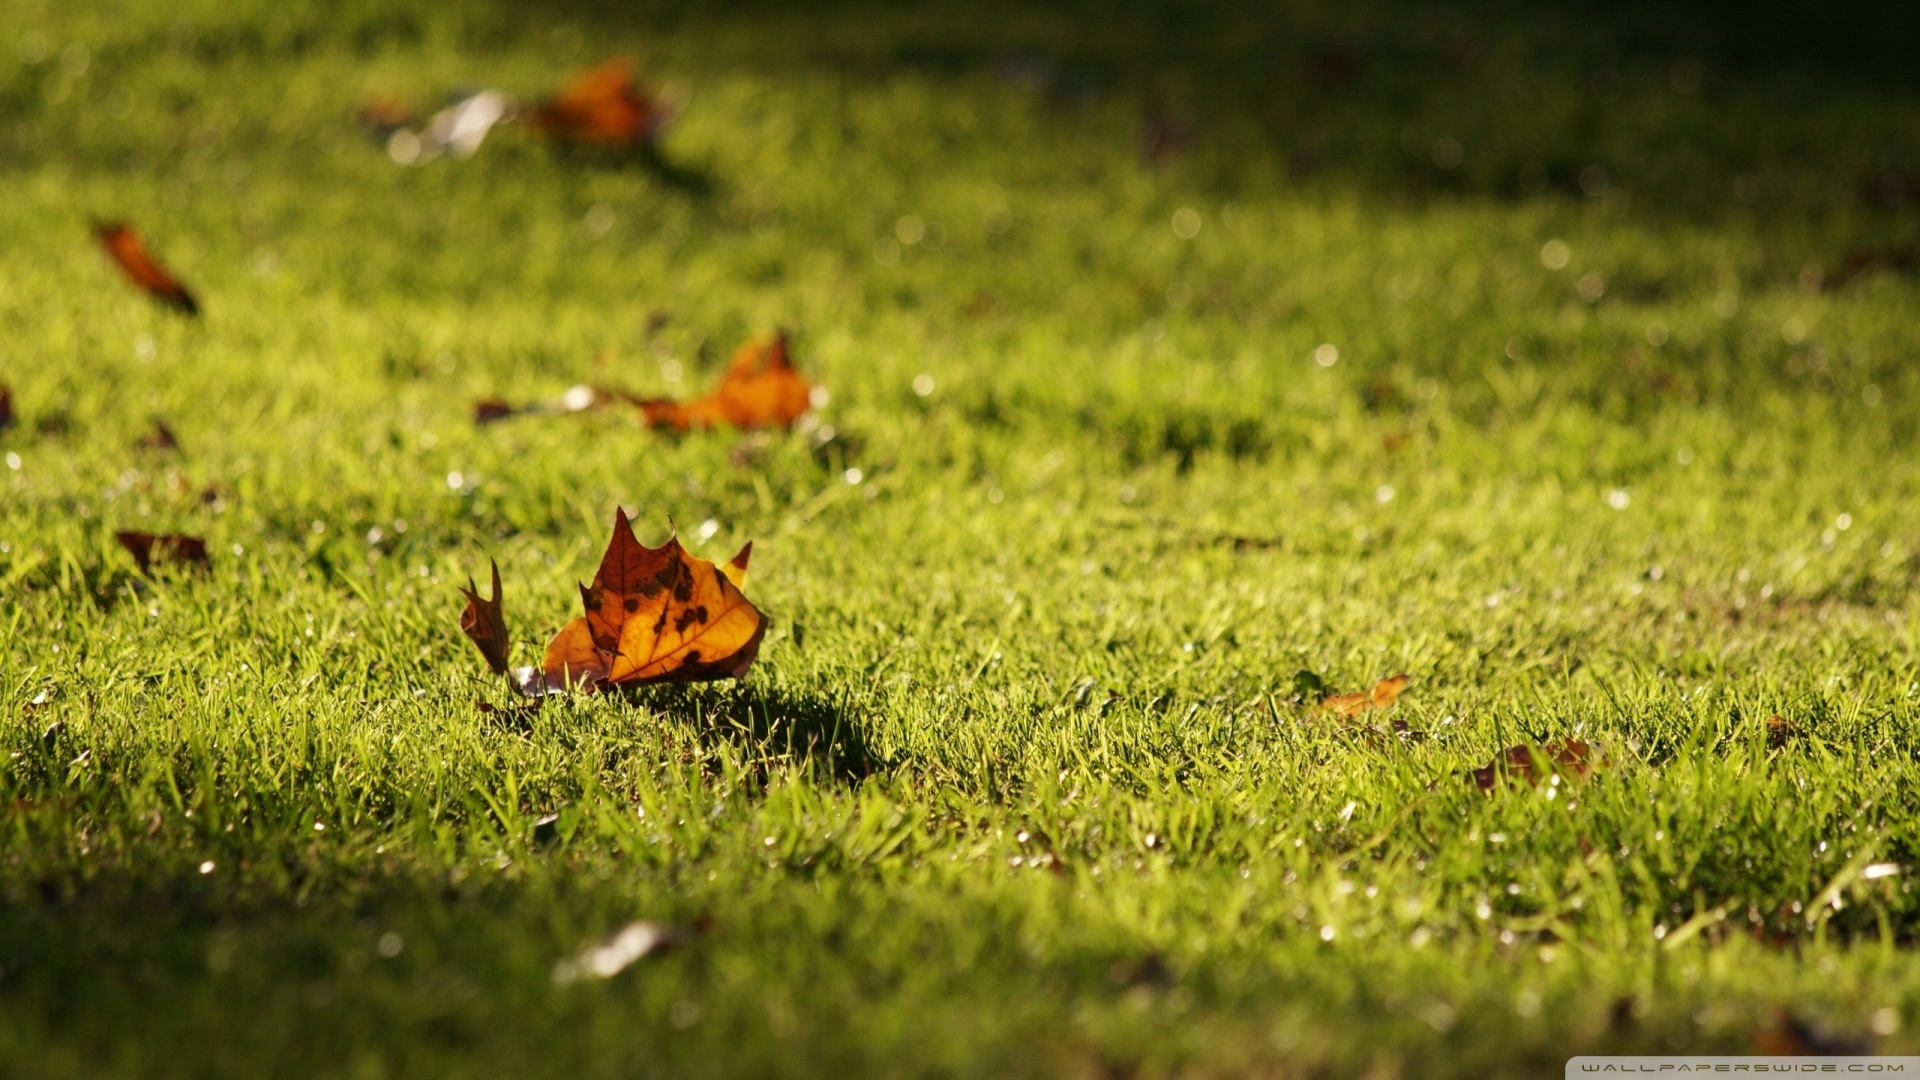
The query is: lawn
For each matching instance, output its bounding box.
[5,0,1920,1075]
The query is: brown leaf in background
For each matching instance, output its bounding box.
[93,223,200,315]
[459,559,512,676]
[1469,739,1595,793]
[635,333,813,433]
[541,509,764,689]
[0,384,13,432]
[528,60,674,147]
[1321,674,1410,717]
[116,531,209,574]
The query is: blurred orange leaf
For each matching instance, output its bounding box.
[542,509,764,689]
[1321,674,1410,717]
[94,223,199,315]
[633,333,813,433]
[528,60,673,146]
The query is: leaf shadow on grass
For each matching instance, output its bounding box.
[548,143,716,197]
[633,681,888,786]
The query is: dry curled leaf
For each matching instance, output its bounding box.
[528,60,676,147]
[94,223,199,315]
[1321,674,1411,717]
[633,333,813,433]
[1469,738,1595,793]
[459,559,511,676]
[116,531,209,573]
[542,509,765,689]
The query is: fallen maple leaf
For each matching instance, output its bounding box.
[528,60,676,147]
[459,559,512,675]
[93,223,199,315]
[116,531,209,573]
[1468,739,1595,793]
[1321,674,1411,717]
[632,333,813,433]
[542,509,764,689]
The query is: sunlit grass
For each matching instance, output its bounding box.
[4,0,1920,1076]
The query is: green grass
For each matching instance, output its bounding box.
[5,0,1920,1075]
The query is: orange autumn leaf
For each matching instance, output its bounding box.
[541,509,764,689]
[1320,674,1410,718]
[93,223,199,315]
[635,333,813,432]
[116,531,209,573]
[459,559,512,676]
[528,60,671,147]
[1468,738,1596,793]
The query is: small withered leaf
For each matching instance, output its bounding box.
[458,559,512,675]
[541,509,765,689]
[93,223,199,316]
[1469,739,1596,793]
[636,333,813,433]
[116,531,210,574]
[1321,674,1411,717]
[529,60,675,147]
